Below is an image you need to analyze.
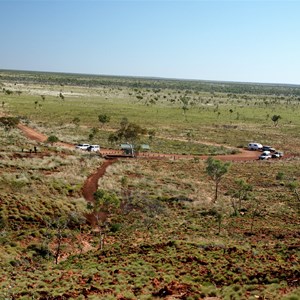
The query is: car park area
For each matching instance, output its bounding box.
[248,142,284,160]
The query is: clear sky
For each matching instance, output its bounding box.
[1,0,300,84]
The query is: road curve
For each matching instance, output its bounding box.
[17,123,261,162]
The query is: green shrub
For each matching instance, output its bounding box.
[276,172,285,180]
[110,223,122,233]
[27,243,52,259]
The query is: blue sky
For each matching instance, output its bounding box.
[1,0,300,84]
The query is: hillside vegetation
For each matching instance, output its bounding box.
[0,70,299,299]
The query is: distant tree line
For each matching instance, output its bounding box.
[1,70,300,96]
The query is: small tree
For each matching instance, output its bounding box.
[87,189,120,249]
[229,179,253,215]
[4,89,13,95]
[72,117,80,127]
[88,127,98,141]
[249,198,266,235]
[43,216,68,264]
[119,189,167,238]
[98,114,110,127]
[287,181,300,213]
[116,118,147,145]
[108,133,119,145]
[180,96,189,121]
[47,135,59,145]
[287,181,300,202]
[271,114,281,126]
[148,129,156,142]
[0,116,19,131]
[142,198,166,232]
[53,217,68,264]
[206,157,231,203]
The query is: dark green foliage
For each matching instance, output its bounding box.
[4,89,13,95]
[98,114,110,126]
[272,114,281,126]
[2,69,300,96]
[46,135,59,144]
[110,223,122,233]
[59,92,64,100]
[206,157,231,202]
[228,179,253,215]
[0,116,19,131]
[115,117,147,144]
[88,189,120,249]
[276,172,285,180]
[108,133,119,145]
[27,243,53,259]
[93,189,120,211]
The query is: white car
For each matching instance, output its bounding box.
[87,145,100,152]
[248,142,263,151]
[75,143,90,150]
[259,151,272,160]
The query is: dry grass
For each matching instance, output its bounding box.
[0,72,299,299]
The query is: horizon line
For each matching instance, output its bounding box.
[1,68,299,87]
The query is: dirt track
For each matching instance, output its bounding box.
[17,124,75,149]
[17,123,261,161]
[17,123,261,207]
[82,159,117,203]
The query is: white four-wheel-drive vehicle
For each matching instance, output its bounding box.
[87,145,100,152]
[75,143,90,150]
[248,142,263,151]
[259,151,272,160]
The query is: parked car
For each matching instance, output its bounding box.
[87,145,100,152]
[262,145,276,152]
[75,143,90,150]
[248,143,263,151]
[259,151,272,160]
[272,151,283,158]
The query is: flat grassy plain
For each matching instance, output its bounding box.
[1,70,300,153]
[0,70,299,299]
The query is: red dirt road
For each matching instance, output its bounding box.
[82,159,117,202]
[17,124,79,149]
[17,124,48,142]
[16,123,262,207]
[17,123,260,161]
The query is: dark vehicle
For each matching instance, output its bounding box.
[272,151,283,158]
[262,145,275,152]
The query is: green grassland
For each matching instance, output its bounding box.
[0,70,299,299]
[1,70,300,153]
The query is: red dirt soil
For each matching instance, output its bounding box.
[17,123,260,161]
[82,159,117,202]
[16,122,269,207]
